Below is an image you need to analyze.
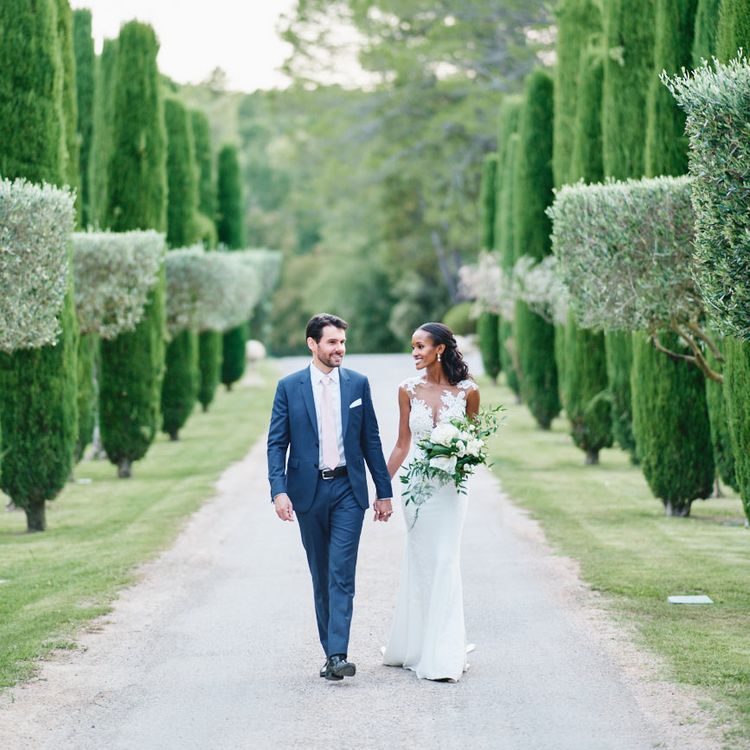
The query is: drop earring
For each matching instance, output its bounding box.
[437,353,442,362]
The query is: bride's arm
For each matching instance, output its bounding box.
[466,385,480,420]
[386,387,412,479]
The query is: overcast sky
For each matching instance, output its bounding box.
[71,0,297,92]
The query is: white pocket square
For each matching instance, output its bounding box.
[349,398,362,408]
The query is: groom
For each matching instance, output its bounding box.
[267,313,393,681]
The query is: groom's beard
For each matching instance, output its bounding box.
[319,353,343,369]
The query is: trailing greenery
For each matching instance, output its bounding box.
[72,231,166,338]
[0,180,76,351]
[0,0,64,185]
[665,57,750,341]
[73,8,95,227]
[692,0,721,65]
[513,68,559,429]
[99,21,167,478]
[631,332,714,516]
[716,0,750,60]
[88,38,117,228]
[724,338,750,520]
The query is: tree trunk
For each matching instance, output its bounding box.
[664,500,691,517]
[225,382,232,392]
[25,501,46,532]
[585,449,600,465]
[169,430,179,441]
[117,457,132,478]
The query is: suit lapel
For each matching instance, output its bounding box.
[299,368,318,437]
[339,368,351,438]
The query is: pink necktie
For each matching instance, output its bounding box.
[320,375,340,470]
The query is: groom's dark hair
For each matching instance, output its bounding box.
[306,313,349,342]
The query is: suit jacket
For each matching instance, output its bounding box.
[267,366,392,512]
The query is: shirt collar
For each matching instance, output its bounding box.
[310,362,340,385]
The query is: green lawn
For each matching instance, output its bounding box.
[482,379,750,747]
[0,361,277,689]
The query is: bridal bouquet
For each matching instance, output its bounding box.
[401,406,503,523]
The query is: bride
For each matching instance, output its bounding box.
[382,322,479,682]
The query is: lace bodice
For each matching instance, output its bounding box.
[401,375,478,444]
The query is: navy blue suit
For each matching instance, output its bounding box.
[267,366,392,657]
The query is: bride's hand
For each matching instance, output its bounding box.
[374,498,393,522]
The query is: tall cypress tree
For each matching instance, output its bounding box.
[99,21,167,477]
[73,8,94,226]
[724,337,750,520]
[692,0,721,64]
[72,9,97,461]
[161,97,200,441]
[513,68,559,429]
[88,38,117,228]
[477,153,500,384]
[717,0,750,60]
[217,144,248,390]
[56,0,79,220]
[705,343,738,491]
[634,0,714,513]
[0,0,79,531]
[495,98,523,398]
[601,0,656,460]
[564,45,613,464]
[192,109,222,412]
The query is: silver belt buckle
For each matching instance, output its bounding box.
[321,468,334,480]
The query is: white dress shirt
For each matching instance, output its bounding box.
[309,363,346,467]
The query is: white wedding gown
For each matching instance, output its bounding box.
[382,375,477,682]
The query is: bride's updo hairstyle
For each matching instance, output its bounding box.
[418,322,471,386]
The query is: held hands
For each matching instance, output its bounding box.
[374,498,394,522]
[274,493,294,522]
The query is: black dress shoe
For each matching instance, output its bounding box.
[320,657,343,681]
[327,654,356,679]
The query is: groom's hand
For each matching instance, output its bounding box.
[374,498,393,522]
[274,493,295,522]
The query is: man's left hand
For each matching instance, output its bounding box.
[374,498,394,522]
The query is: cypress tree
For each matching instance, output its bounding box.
[192,109,222,412]
[99,21,167,478]
[705,342,738,492]
[724,338,750,520]
[631,333,714,515]
[601,0,656,459]
[495,98,523,398]
[217,144,248,390]
[692,0,721,64]
[645,0,698,178]
[635,0,715,511]
[73,8,95,227]
[513,68,559,429]
[75,332,97,461]
[0,0,79,532]
[56,0,79,221]
[162,97,200,441]
[477,153,500,384]
[565,46,613,464]
[88,38,117,228]
[717,0,750,60]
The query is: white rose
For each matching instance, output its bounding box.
[466,438,484,457]
[430,423,460,446]
[429,455,457,474]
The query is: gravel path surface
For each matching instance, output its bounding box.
[0,354,722,750]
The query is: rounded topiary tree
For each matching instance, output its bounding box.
[217,144,248,390]
[99,21,167,478]
[0,0,79,532]
[161,97,200,441]
[495,97,523,398]
[191,109,222,412]
[601,0,656,460]
[513,68,559,429]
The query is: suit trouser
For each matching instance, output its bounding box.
[296,475,365,658]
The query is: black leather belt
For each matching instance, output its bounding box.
[320,466,348,480]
